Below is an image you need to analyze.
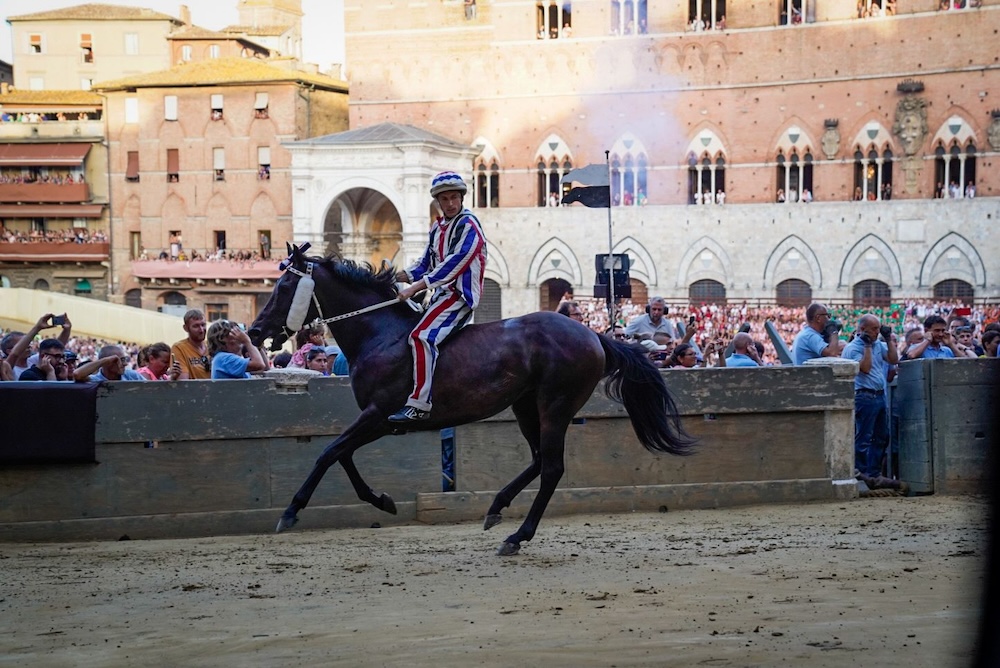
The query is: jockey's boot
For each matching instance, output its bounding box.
[388,406,431,423]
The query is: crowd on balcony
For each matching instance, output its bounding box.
[0,224,106,244]
[0,111,96,123]
[136,247,268,264]
[939,0,981,9]
[0,170,86,185]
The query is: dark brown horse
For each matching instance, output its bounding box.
[249,243,695,555]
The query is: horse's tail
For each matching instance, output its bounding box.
[598,334,697,456]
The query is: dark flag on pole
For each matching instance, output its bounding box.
[560,164,611,208]
[562,186,611,208]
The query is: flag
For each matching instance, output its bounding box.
[560,164,610,187]
[562,186,611,208]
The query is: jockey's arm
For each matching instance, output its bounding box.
[420,222,485,291]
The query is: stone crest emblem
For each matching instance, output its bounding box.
[988,110,1000,152]
[821,119,840,160]
[892,95,929,157]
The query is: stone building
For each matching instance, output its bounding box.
[94,57,348,323]
[284,0,999,319]
[0,90,109,298]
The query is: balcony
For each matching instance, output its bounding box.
[0,120,105,141]
[131,255,281,283]
[0,182,90,203]
[0,241,109,262]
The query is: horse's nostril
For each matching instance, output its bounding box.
[247,327,262,344]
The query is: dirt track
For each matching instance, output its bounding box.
[0,495,988,667]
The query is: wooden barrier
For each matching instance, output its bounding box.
[0,363,860,542]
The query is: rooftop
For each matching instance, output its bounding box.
[0,90,103,106]
[294,123,470,150]
[93,58,347,92]
[8,3,180,23]
[222,25,294,37]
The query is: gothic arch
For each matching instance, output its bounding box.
[473,137,502,166]
[485,243,511,287]
[838,233,902,288]
[611,235,656,286]
[527,237,584,287]
[685,126,728,161]
[535,133,574,162]
[676,236,733,289]
[919,231,986,288]
[762,235,822,290]
[931,111,978,149]
[772,119,817,156]
[849,119,895,152]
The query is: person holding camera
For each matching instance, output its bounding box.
[17,338,67,381]
[1,312,72,380]
[791,303,843,365]
[842,315,898,478]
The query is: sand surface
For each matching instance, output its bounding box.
[0,495,987,667]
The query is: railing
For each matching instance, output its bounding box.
[0,241,109,261]
[0,120,104,140]
[0,182,89,203]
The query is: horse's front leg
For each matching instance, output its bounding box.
[276,407,390,532]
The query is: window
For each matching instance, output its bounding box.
[852,146,891,201]
[254,93,269,118]
[853,280,890,307]
[536,1,571,40]
[776,150,813,203]
[688,0,726,30]
[181,45,192,61]
[257,146,271,180]
[610,144,648,206]
[475,161,500,208]
[934,142,976,198]
[125,288,142,308]
[775,279,812,307]
[28,77,44,91]
[125,151,140,182]
[129,231,142,259]
[210,94,224,120]
[213,148,225,181]
[688,152,726,204]
[125,97,139,123]
[74,279,92,295]
[124,33,139,55]
[258,230,272,259]
[29,34,43,54]
[209,44,221,59]
[206,303,228,321]
[80,33,94,63]
[933,279,974,302]
[612,1,648,35]
[214,230,226,251]
[34,278,50,291]
[689,279,726,305]
[535,136,573,206]
[80,78,93,91]
[861,0,897,16]
[478,278,503,323]
[779,0,808,25]
[164,95,178,121]
[166,148,179,182]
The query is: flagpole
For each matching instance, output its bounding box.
[605,150,615,330]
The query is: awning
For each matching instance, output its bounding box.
[0,204,103,218]
[0,144,92,167]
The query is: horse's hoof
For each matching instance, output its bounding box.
[275,514,299,533]
[496,541,520,556]
[483,514,503,531]
[380,493,398,515]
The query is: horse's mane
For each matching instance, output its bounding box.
[313,254,399,297]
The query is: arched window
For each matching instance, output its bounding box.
[537,1,571,39]
[475,161,500,208]
[535,137,573,206]
[478,278,503,323]
[776,149,813,203]
[629,277,648,306]
[935,141,977,198]
[688,152,726,204]
[688,0,727,29]
[162,290,187,306]
[689,279,726,305]
[853,145,893,201]
[539,277,572,311]
[775,278,812,307]
[33,278,50,291]
[611,0,648,35]
[125,288,142,308]
[933,279,974,302]
[852,279,890,307]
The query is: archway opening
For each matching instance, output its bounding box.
[540,277,572,311]
[478,278,503,323]
[689,279,726,305]
[775,278,812,307]
[933,279,973,303]
[852,279,890,307]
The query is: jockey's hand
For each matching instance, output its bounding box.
[394,270,409,283]
[398,282,422,302]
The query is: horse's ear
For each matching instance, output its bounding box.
[286,241,294,256]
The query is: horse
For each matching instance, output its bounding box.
[249,243,696,555]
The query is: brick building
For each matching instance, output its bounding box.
[282,0,999,318]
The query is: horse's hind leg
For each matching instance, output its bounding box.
[484,394,542,531]
[276,407,389,532]
[340,454,397,515]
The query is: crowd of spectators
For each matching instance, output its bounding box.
[0,111,97,123]
[1,225,107,244]
[0,170,85,185]
[135,247,268,263]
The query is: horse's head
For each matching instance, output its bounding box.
[249,242,319,351]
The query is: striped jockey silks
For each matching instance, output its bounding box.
[402,208,487,410]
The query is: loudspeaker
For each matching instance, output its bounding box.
[594,253,631,301]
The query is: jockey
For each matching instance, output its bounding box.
[389,171,487,423]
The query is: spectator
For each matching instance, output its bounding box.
[290,325,327,368]
[953,324,982,358]
[271,351,293,368]
[18,338,66,381]
[792,303,842,365]
[668,342,700,368]
[982,330,999,358]
[725,332,762,367]
[324,346,343,375]
[905,315,964,359]
[207,320,266,379]
[625,296,678,340]
[557,300,584,322]
[304,347,329,375]
[74,345,146,382]
[639,339,670,368]
[841,315,898,478]
[2,313,72,380]
[137,342,181,380]
[171,309,210,379]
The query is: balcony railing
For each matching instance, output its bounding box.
[0,182,90,203]
[0,241,109,261]
[0,120,104,140]
[131,255,281,282]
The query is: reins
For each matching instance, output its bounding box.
[309,298,400,327]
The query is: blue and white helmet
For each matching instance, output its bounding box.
[430,171,468,198]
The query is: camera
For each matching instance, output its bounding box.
[51,315,66,327]
[823,320,843,343]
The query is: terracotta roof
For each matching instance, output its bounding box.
[0,90,103,105]
[93,58,347,92]
[293,123,470,150]
[8,3,181,23]
[222,25,292,37]
[167,25,233,40]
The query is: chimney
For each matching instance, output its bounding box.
[179,4,191,25]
